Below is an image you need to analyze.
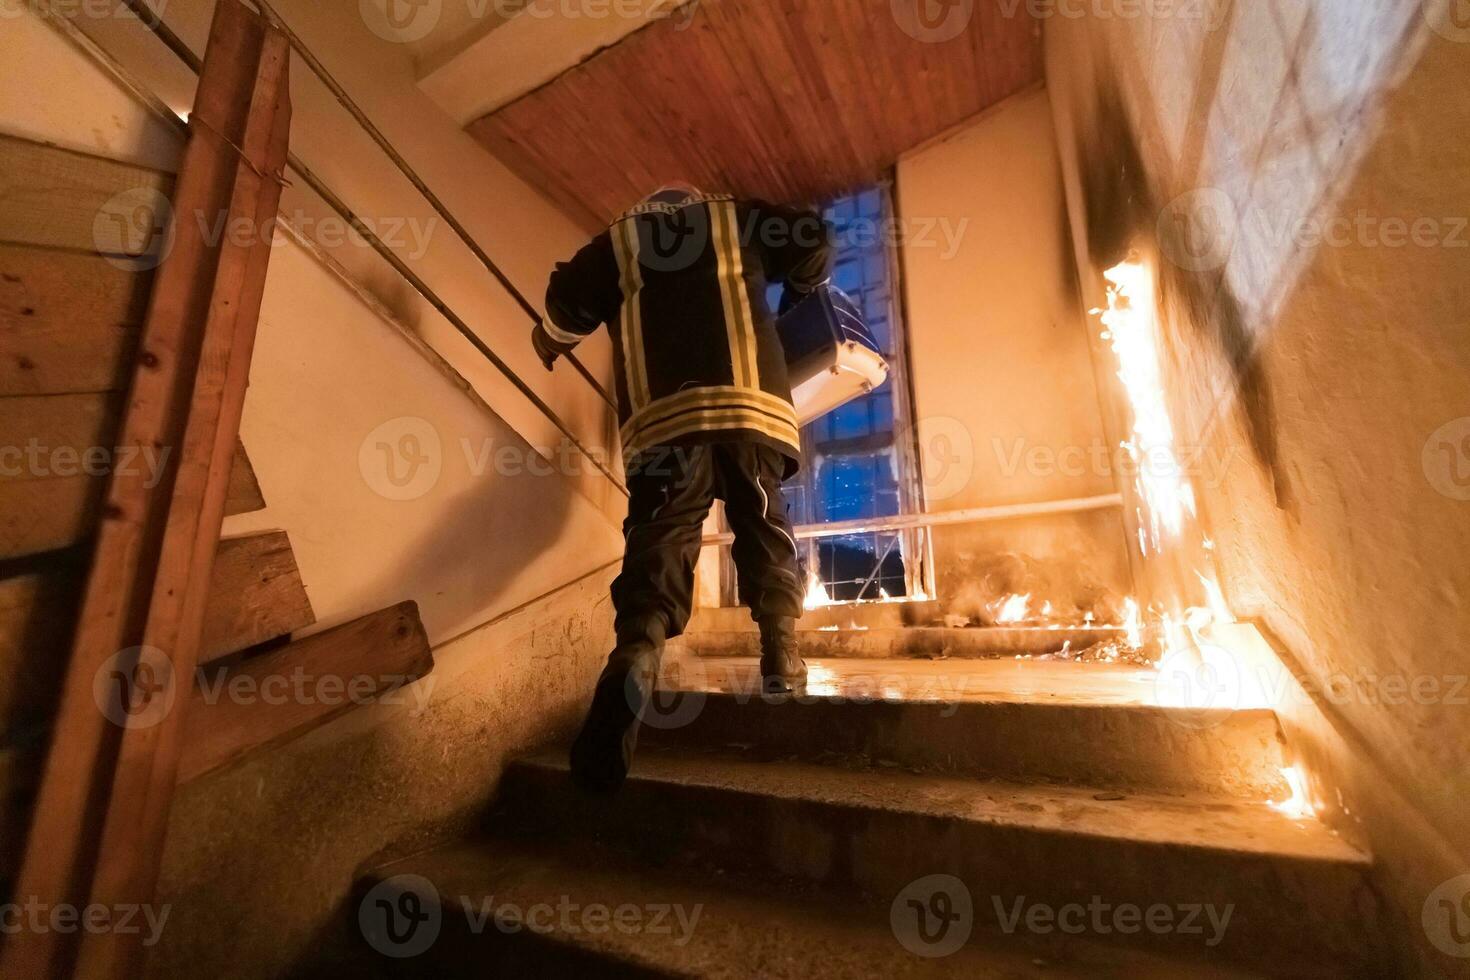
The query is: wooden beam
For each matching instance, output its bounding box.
[0,529,310,752]
[224,437,266,515]
[2,3,291,975]
[178,602,431,785]
[78,6,293,972]
[201,531,314,662]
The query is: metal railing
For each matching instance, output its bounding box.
[700,492,1126,547]
[115,0,630,496]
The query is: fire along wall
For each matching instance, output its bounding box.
[1044,3,1470,974]
[1,4,627,975]
[896,87,1134,623]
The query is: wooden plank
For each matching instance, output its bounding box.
[467,0,1043,224]
[3,3,291,975]
[225,436,266,515]
[0,392,121,559]
[76,5,294,970]
[0,244,151,396]
[0,134,175,257]
[201,531,314,663]
[0,392,267,559]
[0,529,307,747]
[179,601,431,784]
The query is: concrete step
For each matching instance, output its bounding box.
[640,658,1289,801]
[361,838,1285,978]
[490,751,1381,973]
[672,625,1128,660]
[689,601,944,632]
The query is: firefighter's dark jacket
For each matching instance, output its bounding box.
[540,194,834,477]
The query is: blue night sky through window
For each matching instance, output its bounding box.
[772,186,907,599]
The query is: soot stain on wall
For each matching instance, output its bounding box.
[1076,81,1294,514]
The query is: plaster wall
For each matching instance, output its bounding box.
[896,87,1132,621]
[153,564,619,979]
[1044,3,1470,972]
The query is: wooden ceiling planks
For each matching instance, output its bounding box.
[468,0,1042,227]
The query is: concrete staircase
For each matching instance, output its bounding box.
[362,652,1385,977]
[672,603,1130,661]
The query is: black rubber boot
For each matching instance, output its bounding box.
[569,616,667,795]
[758,616,807,694]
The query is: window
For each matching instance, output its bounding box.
[780,185,926,602]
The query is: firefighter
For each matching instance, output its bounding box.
[533,183,834,793]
